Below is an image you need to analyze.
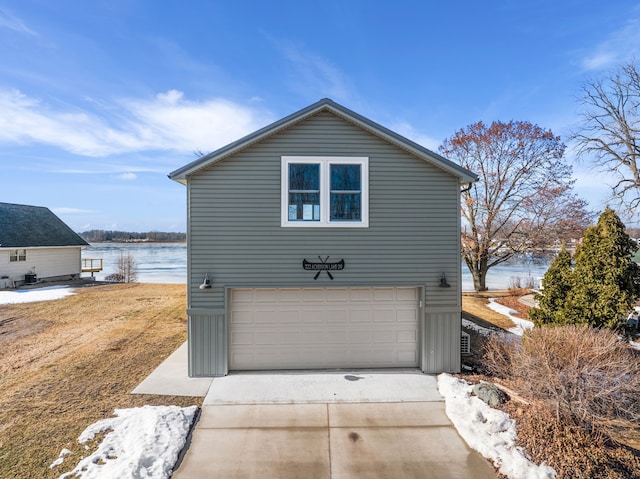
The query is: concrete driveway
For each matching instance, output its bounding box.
[170,372,497,479]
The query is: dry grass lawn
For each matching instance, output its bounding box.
[462,290,522,330]
[0,283,201,479]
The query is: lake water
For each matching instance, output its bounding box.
[83,243,188,284]
[82,243,550,291]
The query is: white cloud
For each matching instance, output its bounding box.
[0,89,147,156]
[278,42,351,101]
[123,90,273,153]
[51,207,92,214]
[389,121,441,152]
[582,52,617,71]
[117,172,137,181]
[0,88,273,157]
[0,7,37,36]
[580,15,640,71]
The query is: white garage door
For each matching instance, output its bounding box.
[229,287,419,370]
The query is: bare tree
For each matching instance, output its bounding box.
[441,120,592,291]
[105,251,137,283]
[572,61,640,212]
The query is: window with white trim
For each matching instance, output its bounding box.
[9,249,26,262]
[281,156,369,227]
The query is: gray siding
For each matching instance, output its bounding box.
[186,110,462,375]
[423,310,462,373]
[187,309,226,376]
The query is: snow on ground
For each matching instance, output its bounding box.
[0,285,76,304]
[487,298,534,336]
[53,405,198,479]
[438,373,556,479]
[462,317,494,336]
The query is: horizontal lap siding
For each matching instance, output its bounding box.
[186,111,462,374]
[0,247,81,282]
[188,111,461,311]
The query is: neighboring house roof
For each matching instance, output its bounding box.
[169,98,479,184]
[0,202,88,248]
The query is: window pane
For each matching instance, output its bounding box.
[289,163,319,191]
[331,193,361,221]
[331,164,360,191]
[289,193,320,221]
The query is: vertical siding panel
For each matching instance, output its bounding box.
[188,309,226,376]
[423,310,460,373]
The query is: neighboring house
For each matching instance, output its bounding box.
[0,202,88,287]
[169,98,478,377]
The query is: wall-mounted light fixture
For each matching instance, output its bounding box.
[199,273,212,289]
[439,272,451,288]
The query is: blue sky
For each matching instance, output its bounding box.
[1,0,639,232]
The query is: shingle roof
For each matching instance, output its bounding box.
[169,98,479,184]
[0,202,88,248]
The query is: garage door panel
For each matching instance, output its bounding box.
[396,287,418,300]
[397,309,418,322]
[326,311,348,322]
[276,289,303,302]
[397,330,418,343]
[301,289,325,301]
[372,288,395,301]
[230,314,254,326]
[348,288,373,301]
[326,288,349,301]
[326,331,348,343]
[231,289,254,303]
[347,330,374,343]
[351,309,374,322]
[230,332,253,346]
[398,350,418,363]
[229,287,419,370]
[373,309,396,322]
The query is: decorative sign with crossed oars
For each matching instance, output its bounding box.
[302,256,345,280]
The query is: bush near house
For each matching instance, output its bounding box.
[484,325,640,432]
[464,292,640,479]
[482,325,640,479]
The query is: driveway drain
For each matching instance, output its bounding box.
[344,375,364,381]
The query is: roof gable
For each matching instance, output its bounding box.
[0,202,88,248]
[169,98,478,184]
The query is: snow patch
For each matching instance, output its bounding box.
[49,448,72,469]
[487,298,534,336]
[462,317,493,336]
[437,374,556,479]
[56,405,198,479]
[0,285,76,304]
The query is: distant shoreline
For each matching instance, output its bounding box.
[86,241,186,245]
[78,230,186,243]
